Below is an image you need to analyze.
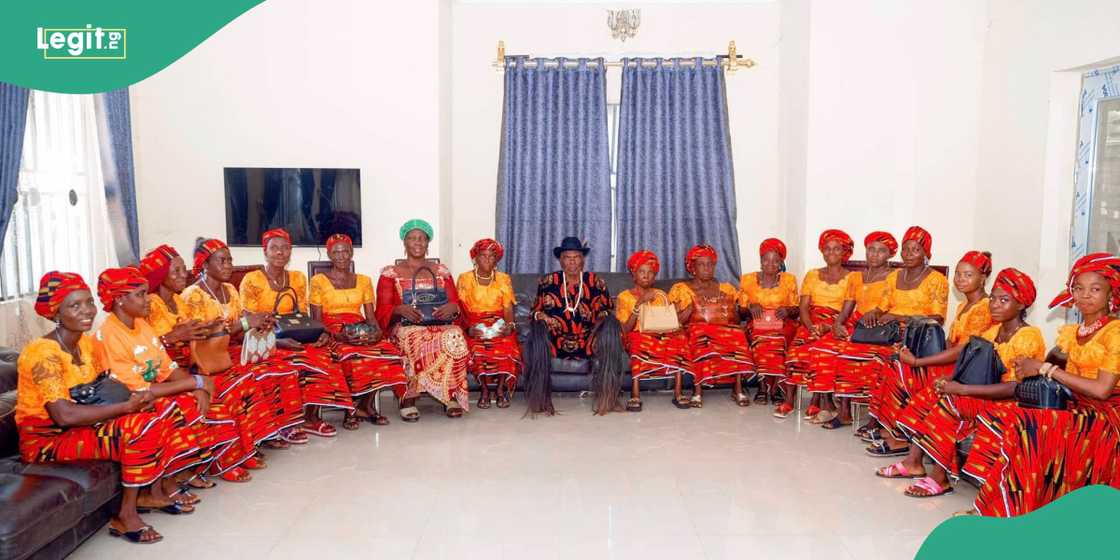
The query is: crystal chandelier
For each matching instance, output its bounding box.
[607,9,640,42]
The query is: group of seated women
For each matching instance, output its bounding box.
[13,219,1120,545]
[606,225,1120,518]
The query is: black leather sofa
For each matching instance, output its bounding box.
[0,348,120,560]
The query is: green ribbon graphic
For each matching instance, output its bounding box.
[1,0,265,93]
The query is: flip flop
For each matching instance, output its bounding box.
[626,398,643,412]
[220,467,252,483]
[875,461,926,479]
[803,405,821,420]
[303,420,337,438]
[109,523,162,544]
[496,394,511,409]
[342,412,362,431]
[772,403,795,418]
[820,416,852,430]
[733,393,751,407]
[810,409,837,424]
[672,397,692,410]
[866,440,910,457]
[137,501,194,515]
[400,406,420,422]
[689,395,703,409]
[904,476,954,498]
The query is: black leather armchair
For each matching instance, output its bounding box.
[0,347,122,560]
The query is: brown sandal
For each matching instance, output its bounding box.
[343,411,362,431]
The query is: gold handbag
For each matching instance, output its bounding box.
[637,293,681,334]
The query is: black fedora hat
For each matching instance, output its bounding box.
[553,236,590,259]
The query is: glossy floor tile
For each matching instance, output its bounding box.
[70,392,973,559]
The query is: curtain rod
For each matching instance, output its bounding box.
[492,40,756,72]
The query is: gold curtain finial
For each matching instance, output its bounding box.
[495,40,506,72]
[726,41,738,72]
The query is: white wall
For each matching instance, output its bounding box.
[449,1,782,274]
[795,0,987,276]
[130,0,449,277]
[122,0,1120,346]
[976,0,1120,340]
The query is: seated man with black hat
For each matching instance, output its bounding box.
[532,237,614,360]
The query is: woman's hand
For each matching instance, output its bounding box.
[938,380,966,396]
[749,304,763,320]
[313,333,331,347]
[810,324,826,338]
[165,319,211,343]
[774,307,792,320]
[1013,357,1044,378]
[898,347,918,366]
[637,290,658,306]
[394,304,425,324]
[832,323,849,340]
[469,325,486,339]
[125,390,155,413]
[247,312,274,331]
[433,302,460,320]
[861,310,882,326]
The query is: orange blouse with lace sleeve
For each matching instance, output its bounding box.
[15,336,98,423]
[309,273,374,316]
[180,283,243,323]
[146,293,187,337]
[1056,321,1120,387]
[738,272,799,309]
[239,270,308,314]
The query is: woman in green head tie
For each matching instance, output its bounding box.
[374,219,471,421]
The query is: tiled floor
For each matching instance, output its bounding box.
[72,392,974,559]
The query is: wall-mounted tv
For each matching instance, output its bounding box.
[224,167,361,247]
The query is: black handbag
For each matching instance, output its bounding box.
[1015,375,1073,410]
[851,320,902,345]
[402,266,452,326]
[952,336,1005,386]
[69,372,132,406]
[339,322,376,345]
[905,317,947,358]
[272,287,326,343]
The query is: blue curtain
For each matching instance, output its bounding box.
[95,88,140,264]
[0,83,30,252]
[496,57,612,274]
[616,58,742,281]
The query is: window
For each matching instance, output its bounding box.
[606,101,621,271]
[1086,97,1120,254]
[0,91,113,299]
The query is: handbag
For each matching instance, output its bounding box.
[1016,374,1073,410]
[241,327,276,364]
[272,287,326,343]
[637,293,680,334]
[340,322,377,344]
[69,372,132,406]
[401,266,452,326]
[692,293,735,325]
[905,317,947,358]
[190,330,233,374]
[952,336,1005,386]
[751,309,784,333]
[851,321,902,345]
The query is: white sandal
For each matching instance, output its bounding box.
[399,406,420,422]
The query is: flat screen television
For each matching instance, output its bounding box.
[224,167,361,247]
